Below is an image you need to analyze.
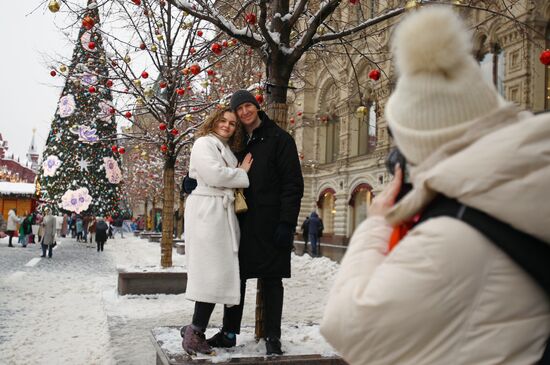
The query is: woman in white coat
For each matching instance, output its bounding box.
[181,106,253,355]
[6,209,21,247]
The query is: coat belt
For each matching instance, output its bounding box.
[191,186,239,253]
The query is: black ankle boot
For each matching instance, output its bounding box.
[206,330,236,348]
[265,337,283,355]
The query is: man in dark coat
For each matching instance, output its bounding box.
[307,212,323,257]
[206,90,304,355]
[95,217,109,252]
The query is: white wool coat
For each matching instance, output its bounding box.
[321,106,550,365]
[7,210,21,231]
[184,135,249,305]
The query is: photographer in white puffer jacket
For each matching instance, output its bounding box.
[321,7,550,365]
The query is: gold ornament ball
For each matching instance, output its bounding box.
[156,34,164,41]
[144,88,154,98]
[184,114,193,121]
[356,106,368,116]
[59,64,67,73]
[48,0,60,13]
[150,44,158,52]
[124,55,132,63]
[133,79,142,88]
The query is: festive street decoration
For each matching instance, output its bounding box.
[61,187,93,214]
[540,50,550,66]
[48,0,60,13]
[368,69,381,81]
[42,155,62,177]
[38,4,122,216]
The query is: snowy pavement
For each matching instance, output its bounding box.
[0,234,341,365]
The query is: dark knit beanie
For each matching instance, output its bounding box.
[230,90,260,112]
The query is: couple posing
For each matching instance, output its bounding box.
[181,90,304,356]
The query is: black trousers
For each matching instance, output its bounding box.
[97,241,105,251]
[192,302,216,332]
[222,278,283,339]
[7,230,14,245]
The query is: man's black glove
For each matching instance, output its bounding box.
[273,222,295,249]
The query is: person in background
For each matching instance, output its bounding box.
[0,214,7,239]
[307,212,323,257]
[113,214,125,238]
[88,216,96,247]
[40,208,56,258]
[95,217,109,252]
[19,212,32,247]
[61,213,68,237]
[6,209,21,247]
[321,7,550,365]
[75,215,84,242]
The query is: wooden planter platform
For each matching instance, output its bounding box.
[117,268,187,295]
[151,327,347,365]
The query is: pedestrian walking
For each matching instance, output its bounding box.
[88,216,96,247]
[6,209,21,247]
[18,213,32,247]
[180,107,252,356]
[40,208,56,258]
[307,212,323,257]
[204,90,304,356]
[95,217,108,252]
[75,215,84,242]
[321,7,550,365]
[0,214,7,239]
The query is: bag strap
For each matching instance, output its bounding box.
[417,195,550,364]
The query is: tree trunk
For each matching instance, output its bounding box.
[144,199,148,231]
[160,159,175,268]
[264,102,289,129]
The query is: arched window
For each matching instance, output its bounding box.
[317,188,335,234]
[357,100,377,155]
[479,44,505,96]
[349,183,373,233]
[320,85,340,163]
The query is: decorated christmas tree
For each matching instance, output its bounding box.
[38,2,122,216]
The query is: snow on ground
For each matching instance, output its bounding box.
[0,234,341,364]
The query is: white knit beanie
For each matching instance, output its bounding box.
[385,7,499,165]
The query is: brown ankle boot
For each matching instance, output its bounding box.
[182,325,213,355]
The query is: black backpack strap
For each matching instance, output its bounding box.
[418,195,550,364]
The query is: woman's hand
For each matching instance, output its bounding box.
[369,164,403,217]
[238,153,253,173]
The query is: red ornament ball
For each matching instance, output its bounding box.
[109,107,116,115]
[88,41,96,50]
[160,144,168,153]
[106,79,113,87]
[245,13,257,25]
[159,123,167,130]
[176,88,185,96]
[190,64,201,75]
[118,147,125,154]
[111,145,118,152]
[297,111,303,116]
[141,71,149,79]
[222,40,228,47]
[211,43,223,55]
[540,50,550,66]
[207,69,215,76]
[50,70,57,77]
[139,43,146,50]
[289,117,295,124]
[159,81,167,89]
[82,16,95,30]
[197,30,203,37]
[255,94,264,104]
[125,111,132,118]
[170,129,179,136]
[190,47,196,54]
[88,85,96,93]
[132,0,141,5]
[349,0,360,4]
[368,69,381,81]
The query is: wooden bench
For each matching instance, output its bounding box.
[117,268,187,295]
[150,326,347,365]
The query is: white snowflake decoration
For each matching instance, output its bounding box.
[103,157,122,184]
[42,155,62,177]
[61,187,92,213]
[70,125,99,143]
[58,94,76,118]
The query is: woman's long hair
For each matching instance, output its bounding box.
[195,107,244,152]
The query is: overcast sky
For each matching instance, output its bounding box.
[0,2,73,163]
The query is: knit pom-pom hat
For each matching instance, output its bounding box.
[385,7,499,165]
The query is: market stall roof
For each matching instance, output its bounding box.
[0,181,35,196]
